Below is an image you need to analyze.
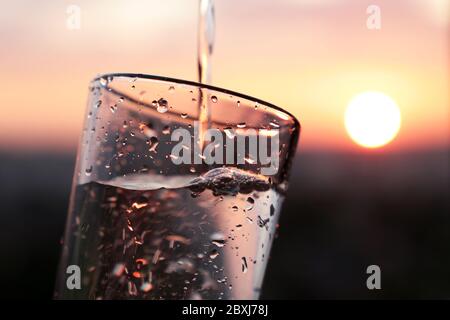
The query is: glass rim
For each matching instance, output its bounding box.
[93,72,301,129]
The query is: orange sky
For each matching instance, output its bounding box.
[0,0,448,152]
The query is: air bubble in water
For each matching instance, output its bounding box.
[270,204,275,216]
[95,100,102,108]
[237,122,246,128]
[181,113,188,119]
[162,126,171,135]
[112,263,125,277]
[211,96,218,103]
[128,282,137,296]
[140,282,153,292]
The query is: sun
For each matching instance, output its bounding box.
[345,91,401,149]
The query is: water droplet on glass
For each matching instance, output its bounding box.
[211,95,218,103]
[224,127,235,139]
[246,197,254,210]
[245,157,256,164]
[211,239,226,247]
[99,77,108,86]
[156,98,168,113]
[257,215,270,228]
[131,202,148,210]
[270,204,275,216]
[241,257,248,273]
[140,123,157,138]
[270,120,280,128]
[209,249,219,260]
[148,137,159,152]
[210,232,226,247]
[85,166,93,176]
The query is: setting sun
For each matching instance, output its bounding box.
[345,92,401,149]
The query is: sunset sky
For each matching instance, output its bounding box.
[0,0,448,152]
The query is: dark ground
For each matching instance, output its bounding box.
[0,149,448,299]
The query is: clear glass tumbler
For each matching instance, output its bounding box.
[55,73,300,300]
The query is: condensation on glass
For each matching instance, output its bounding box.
[54,74,300,300]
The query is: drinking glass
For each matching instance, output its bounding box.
[55,73,300,300]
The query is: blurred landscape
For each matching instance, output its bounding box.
[1,148,448,299]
